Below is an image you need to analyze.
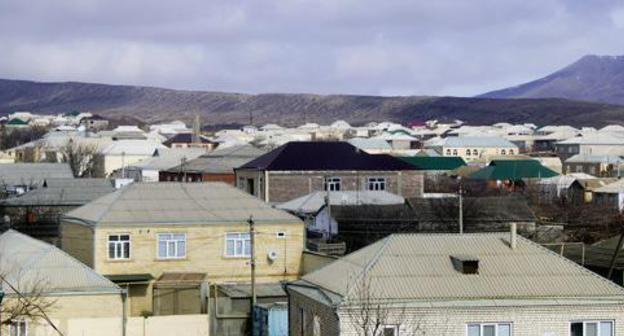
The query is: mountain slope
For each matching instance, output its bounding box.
[480,55,624,105]
[2,78,624,127]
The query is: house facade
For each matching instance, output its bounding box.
[426,136,519,162]
[234,142,424,203]
[60,182,304,317]
[0,230,124,336]
[287,232,624,336]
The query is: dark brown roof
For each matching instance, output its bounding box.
[238,141,416,171]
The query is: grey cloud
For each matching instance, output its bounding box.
[0,0,623,96]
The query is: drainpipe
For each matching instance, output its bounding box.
[122,286,128,336]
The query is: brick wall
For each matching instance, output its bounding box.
[267,171,424,203]
[289,293,624,336]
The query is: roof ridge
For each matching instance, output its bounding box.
[343,234,394,303]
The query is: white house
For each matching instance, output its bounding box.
[287,231,624,336]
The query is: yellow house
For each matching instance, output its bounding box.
[60,182,304,317]
[0,230,124,336]
[428,136,519,162]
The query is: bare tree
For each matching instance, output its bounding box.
[59,140,102,177]
[0,270,62,335]
[344,273,449,336]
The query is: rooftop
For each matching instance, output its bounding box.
[166,145,267,174]
[238,141,416,171]
[63,182,300,226]
[295,233,624,305]
[0,163,73,186]
[435,136,518,148]
[0,230,120,295]
[277,191,405,214]
[1,178,115,206]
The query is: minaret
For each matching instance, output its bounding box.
[192,115,201,144]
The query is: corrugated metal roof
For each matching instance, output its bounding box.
[63,182,300,225]
[399,156,466,170]
[301,233,624,304]
[469,160,558,180]
[165,145,267,174]
[346,138,392,151]
[277,191,405,214]
[1,178,115,206]
[437,136,518,148]
[557,134,624,145]
[0,230,121,295]
[565,154,624,164]
[131,147,207,170]
[0,163,73,186]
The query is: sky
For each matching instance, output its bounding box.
[1,0,624,97]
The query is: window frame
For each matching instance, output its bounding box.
[324,177,341,191]
[107,233,131,260]
[9,319,28,336]
[466,322,512,336]
[224,232,252,258]
[276,231,287,239]
[381,325,400,336]
[366,177,387,191]
[156,232,187,260]
[569,320,614,336]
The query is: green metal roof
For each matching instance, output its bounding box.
[399,156,466,171]
[469,160,558,180]
[7,118,28,125]
[105,274,153,283]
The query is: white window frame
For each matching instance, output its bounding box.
[108,233,131,260]
[276,231,287,239]
[224,232,251,258]
[9,320,28,336]
[156,233,187,259]
[466,322,512,336]
[324,177,341,191]
[366,177,387,191]
[569,320,614,336]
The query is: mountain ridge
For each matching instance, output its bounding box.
[480,54,624,105]
[2,77,624,127]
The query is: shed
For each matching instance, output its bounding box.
[253,303,288,336]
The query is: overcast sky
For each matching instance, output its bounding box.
[1,0,623,96]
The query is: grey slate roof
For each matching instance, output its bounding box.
[1,178,115,206]
[298,233,624,305]
[63,182,300,226]
[166,145,267,174]
[0,230,121,295]
[0,163,73,186]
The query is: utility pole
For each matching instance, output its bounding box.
[248,215,256,316]
[458,179,463,234]
[181,157,187,182]
[608,225,624,280]
[121,151,126,179]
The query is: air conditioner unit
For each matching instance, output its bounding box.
[267,251,278,262]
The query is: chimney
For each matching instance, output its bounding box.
[510,222,517,250]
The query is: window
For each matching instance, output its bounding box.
[324,177,341,191]
[570,321,613,336]
[108,234,130,260]
[276,231,286,239]
[157,233,186,259]
[452,149,458,156]
[367,177,386,191]
[501,149,506,155]
[382,325,399,336]
[467,323,511,336]
[238,177,245,190]
[509,149,514,155]
[9,320,27,336]
[446,149,451,155]
[225,232,251,257]
[465,149,471,156]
